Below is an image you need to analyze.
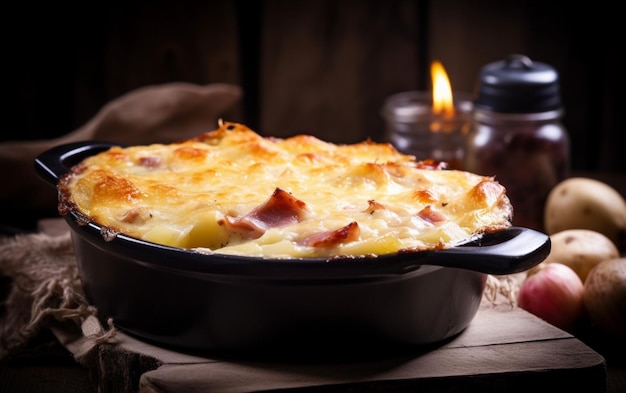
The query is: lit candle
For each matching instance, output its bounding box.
[382,61,472,170]
[431,60,455,119]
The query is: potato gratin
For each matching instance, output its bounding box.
[58,121,513,258]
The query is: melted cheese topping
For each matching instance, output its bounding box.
[59,121,513,258]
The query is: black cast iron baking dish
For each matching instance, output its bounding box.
[35,141,550,357]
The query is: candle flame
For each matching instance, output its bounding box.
[431,60,455,118]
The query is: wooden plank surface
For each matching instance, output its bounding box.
[87,305,605,393]
[6,1,624,173]
[259,0,422,144]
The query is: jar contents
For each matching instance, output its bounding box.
[465,55,570,232]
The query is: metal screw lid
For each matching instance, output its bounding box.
[475,54,562,113]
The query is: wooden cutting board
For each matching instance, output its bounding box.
[89,304,606,393]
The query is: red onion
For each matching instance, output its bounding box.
[517,263,584,331]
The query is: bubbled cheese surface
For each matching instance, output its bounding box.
[58,122,513,258]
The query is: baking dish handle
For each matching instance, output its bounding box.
[34,141,117,186]
[419,226,551,275]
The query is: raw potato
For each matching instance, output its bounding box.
[542,229,619,283]
[544,177,626,251]
[583,258,626,337]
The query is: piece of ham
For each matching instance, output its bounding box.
[417,205,447,224]
[223,188,308,238]
[299,222,360,248]
[223,188,361,249]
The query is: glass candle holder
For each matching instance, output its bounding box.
[382,91,473,170]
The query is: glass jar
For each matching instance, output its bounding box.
[464,55,570,232]
[382,91,473,170]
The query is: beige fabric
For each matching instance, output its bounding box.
[0,230,112,361]
[0,82,242,213]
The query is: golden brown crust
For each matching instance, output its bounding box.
[58,122,512,258]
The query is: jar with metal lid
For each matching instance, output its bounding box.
[464,54,570,232]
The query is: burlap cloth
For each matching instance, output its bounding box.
[0,224,110,361]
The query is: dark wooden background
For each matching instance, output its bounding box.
[6,0,624,173]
